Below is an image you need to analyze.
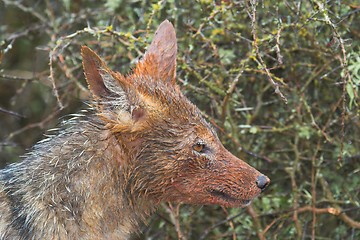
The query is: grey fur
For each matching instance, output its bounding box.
[0,115,145,240]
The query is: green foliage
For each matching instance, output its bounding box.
[1,0,359,239]
[346,49,360,109]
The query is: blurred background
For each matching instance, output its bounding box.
[0,0,359,239]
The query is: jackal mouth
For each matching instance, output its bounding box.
[207,188,251,205]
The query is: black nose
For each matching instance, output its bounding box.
[256,175,270,190]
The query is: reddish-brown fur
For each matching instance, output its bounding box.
[0,20,269,239]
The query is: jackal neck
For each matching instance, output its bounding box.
[0,117,153,239]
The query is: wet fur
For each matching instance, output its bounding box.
[0,20,269,239]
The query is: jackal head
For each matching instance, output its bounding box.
[81,20,269,208]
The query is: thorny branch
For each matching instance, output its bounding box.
[48,25,143,109]
[313,0,352,162]
[2,0,47,23]
[165,203,186,240]
[247,0,288,104]
[199,210,245,240]
[247,205,265,240]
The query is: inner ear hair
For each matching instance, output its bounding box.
[131,106,146,122]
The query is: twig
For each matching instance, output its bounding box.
[275,25,284,65]
[247,205,265,240]
[301,96,333,143]
[199,211,245,240]
[248,0,288,104]
[2,0,48,23]
[48,25,143,109]
[313,0,351,162]
[221,70,243,124]
[165,203,186,240]
[0,74,36,82]
[286,135,302,239]
[0,107,25,118]
[310,141,321,240]
[49,48,64,109]
[297,205,360,229]
[221,207,237,240]
[6,105,65,141]
[319,177,360,229]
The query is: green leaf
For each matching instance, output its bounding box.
[346,82,354,109]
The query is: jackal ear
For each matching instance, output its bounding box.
[136,20,177,85]
[81,46,146,123]
[81,46,126,99]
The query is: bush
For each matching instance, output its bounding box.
[1,0,359,239]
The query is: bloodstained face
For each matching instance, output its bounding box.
[81,20,269,208]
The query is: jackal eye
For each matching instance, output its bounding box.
[193,142,205,153]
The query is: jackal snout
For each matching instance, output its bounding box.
[256,174,270,190]
[202,147,270,207]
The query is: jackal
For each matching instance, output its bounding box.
[0,20,269,239]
